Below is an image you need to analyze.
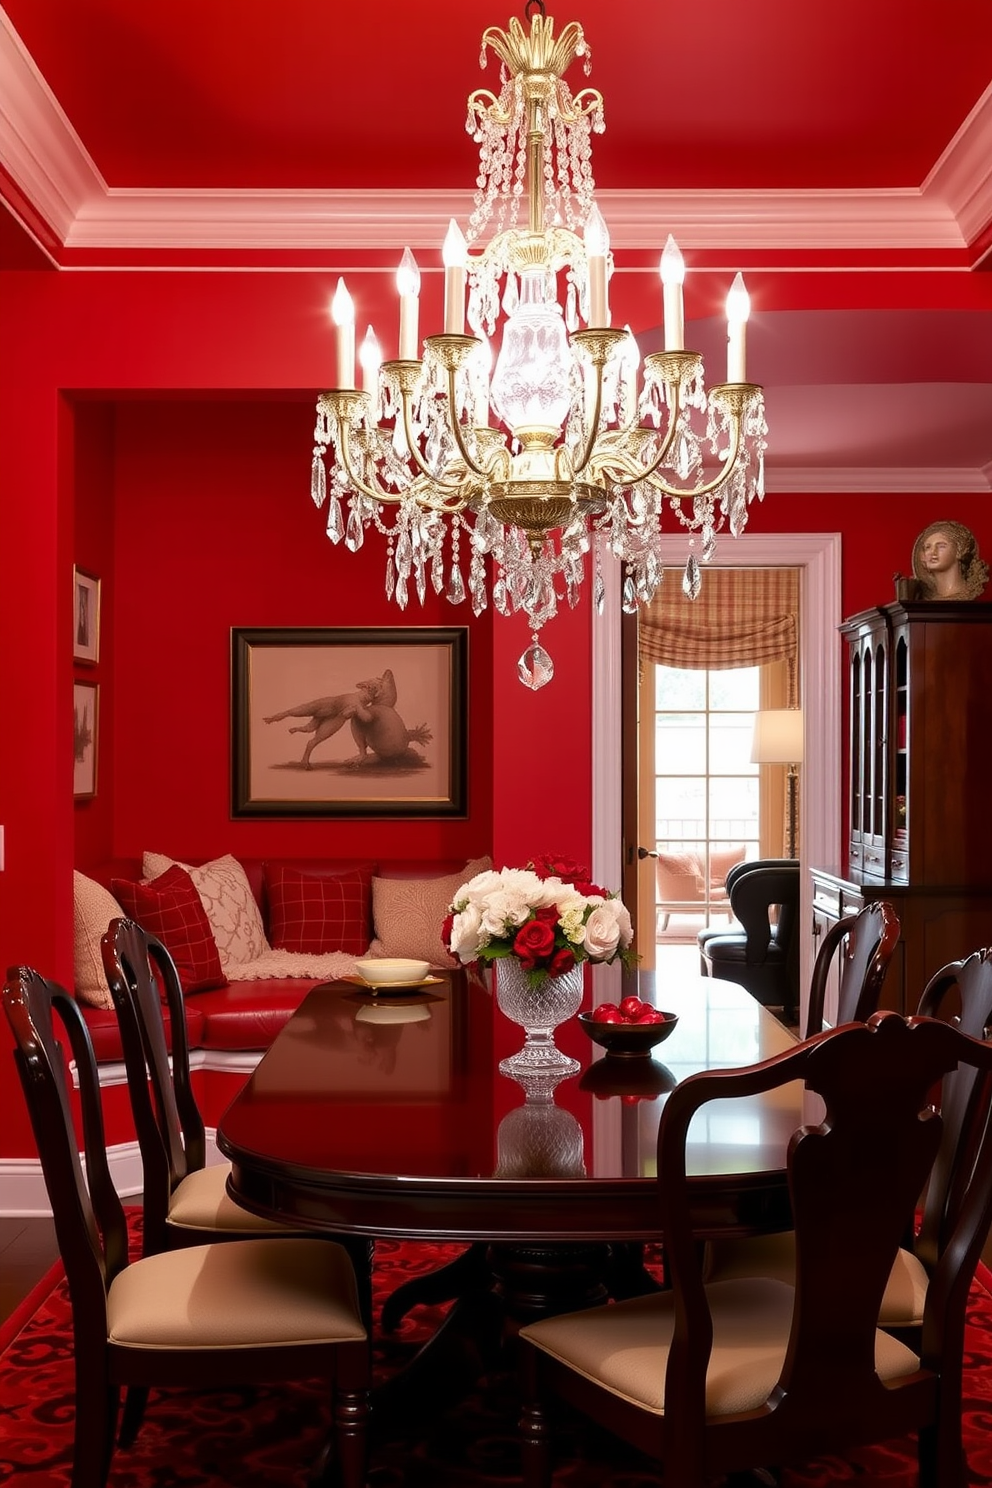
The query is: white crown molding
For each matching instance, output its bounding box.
[0,8,988,258]
[765,466,992,495]
[924,81,992,246]
[57,185,967,254]
[0,9,105,239]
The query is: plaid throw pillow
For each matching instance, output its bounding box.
[112,864,227,994]
[264,863,373,955]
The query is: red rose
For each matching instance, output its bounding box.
[531,854,590,883]
[534,905,559,924]
[441,911,455,949]
[513,918,556,967]
[548,947,576,977]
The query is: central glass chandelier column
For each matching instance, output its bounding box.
[311,3,767,688]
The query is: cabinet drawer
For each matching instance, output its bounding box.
[862,845,887,875]
[848,841,863,871]
[890,849,909,880]
[812,885,843,918]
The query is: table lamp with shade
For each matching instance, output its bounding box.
[751,708,804,858]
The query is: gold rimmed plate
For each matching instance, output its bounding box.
[341,973,446,994]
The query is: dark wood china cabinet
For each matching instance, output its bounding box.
[811,602,992,1017]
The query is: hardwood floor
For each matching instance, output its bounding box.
[0,1214,59,1323]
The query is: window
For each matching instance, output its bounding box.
[654,664,759,924]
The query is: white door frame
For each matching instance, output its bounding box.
[593,531,843,1016]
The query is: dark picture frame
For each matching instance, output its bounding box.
[73,680,99,799]
[231,626,468,819]
[72,566,100,665]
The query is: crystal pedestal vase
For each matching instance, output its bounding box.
[496,959,582,1079]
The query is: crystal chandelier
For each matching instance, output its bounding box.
[311,2,766,689]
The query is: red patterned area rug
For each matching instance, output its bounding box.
[3,1230,992,1487]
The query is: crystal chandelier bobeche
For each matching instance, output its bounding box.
[311,2,766,689]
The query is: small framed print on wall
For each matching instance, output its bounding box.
[73,567,100,665]
[231,626,468,819]
[73,681,98,799]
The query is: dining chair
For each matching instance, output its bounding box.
[803,897,901,1037]
[101,917,374,1324]
[3,966,369,1488]
[517,1011,992,1488]
[702,939,987,1336]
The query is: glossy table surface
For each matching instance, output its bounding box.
[217,970,802,1243]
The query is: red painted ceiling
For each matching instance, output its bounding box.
[1,0,991,488]
[3,0,989,194]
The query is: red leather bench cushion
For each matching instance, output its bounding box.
[80,1000,206,1065]
[189,980,323,1051]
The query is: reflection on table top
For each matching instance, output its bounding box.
[217,970,801,1224]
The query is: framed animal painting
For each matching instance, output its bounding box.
[231,626,468,818]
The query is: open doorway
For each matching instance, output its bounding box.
[595,531,842,1014]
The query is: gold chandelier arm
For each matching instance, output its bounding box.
[321,391,401,504]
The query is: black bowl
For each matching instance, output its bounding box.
[579,1056,677,1098]
[577,1010,678,1056]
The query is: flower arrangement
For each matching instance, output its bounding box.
[442,853,636,986]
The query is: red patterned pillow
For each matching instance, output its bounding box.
[111,864,227,994]
[264,863,373,955]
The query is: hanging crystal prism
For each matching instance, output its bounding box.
[683,553,702,600]
[621,574,638,613]
[311,452,326,508]
[518,633,554,691]
[344,503,364,552]
[447,562,467,605]
[325,494,344,543]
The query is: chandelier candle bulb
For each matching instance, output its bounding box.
[584,203,610,327]
[359,326,382,394]
[660,235,685,352]
[726,271,750,383]
[331,277,355,389]
[442,220,468,336]
[396,248,421,360]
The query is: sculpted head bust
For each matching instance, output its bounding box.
[911,520,989,601]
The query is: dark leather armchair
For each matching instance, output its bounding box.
[696,857,796,972]
[699,862,801,1021]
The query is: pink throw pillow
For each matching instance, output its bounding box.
[112,864,227,994]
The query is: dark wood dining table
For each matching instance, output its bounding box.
[217,968,802,1339]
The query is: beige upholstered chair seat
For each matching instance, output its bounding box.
[166,1161,296,1234]
[704,1231,931,1328]
[520,1277,920,1417]
[107,1236,365,1350]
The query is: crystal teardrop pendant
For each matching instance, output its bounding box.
[518,636,554,690]
[447,563,467,606]
[683,553,701,600]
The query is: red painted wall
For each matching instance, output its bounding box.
[1,261,989,1163]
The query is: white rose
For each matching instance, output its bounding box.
[580,902,623,960]
[480,888,532,937]
[449,903,486,961]
[457,869,504,907]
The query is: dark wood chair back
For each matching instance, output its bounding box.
[914,948,992,1275]
[804,898,901,1038]
[100,916,204,1253]
[657,1012,992,1483]
[4,968,133,1350]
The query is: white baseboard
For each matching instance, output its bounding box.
[0,1129,223,1218]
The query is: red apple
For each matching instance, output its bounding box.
[635,1010,664,1025]
[594,1008,623,1024]
[592,1002,619,1019]
[619,996,645,1020]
